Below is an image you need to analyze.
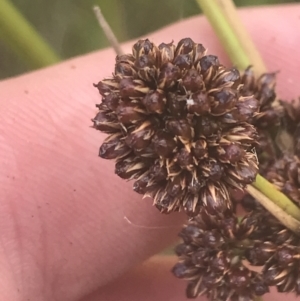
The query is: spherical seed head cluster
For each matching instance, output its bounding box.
[241,196,300,296]
[172,209,270,301]
[173,201,300,300]
[92,38,259,216]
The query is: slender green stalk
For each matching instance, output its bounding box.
[195,0,251,71]
[0,0,60,69]
[253,174,300,221]
[215,0,267,76]
[247,185,300,234]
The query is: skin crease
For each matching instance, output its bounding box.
[0,4,300,301]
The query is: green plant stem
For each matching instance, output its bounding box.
[247,185,300,234]
[214,0,267,76]
[0,0,60,69]
[253,174,300,221]
[195,0,251,71]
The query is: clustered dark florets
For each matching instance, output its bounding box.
[173,198,300,300]
[92,37,300,301]
[92,38,259,216]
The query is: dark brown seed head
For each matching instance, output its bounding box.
[93,37,259,217]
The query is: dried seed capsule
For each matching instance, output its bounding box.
[172,262,198,279]
[211,88,238,116]
[142,90,166,114]
[175,38,195,56]
[218,143,246,164]
[133,172,151,194]
[199,55,219,72]
[195,116,219,136]
[201,159,224,181]
[158,62,180,89]
[181,69,203,92]
[115,157,147,179]
[210,251,230,272]
[187,173,205,194]
[166,175,182,197]
[94,79,118,96]
[245,242,276,265]
[229,267,251,289]
[92,111,120,133]
[251,278,269,296]
[166,92,186,117]
[132,39,154,57]
[240,66,256,93]
[192,139,208,159]
[99,134,131,159]
[179,223,203,243]
[208,160,224,181]
[235,95,259,122]
[149,160,168,181]
[203,230,224,248]
[125,120,155,150]
[166,119,194,142]
[116,53,135,64]
[175,243,195,256]
[135,54,155,69]
[183,193,201,217]
[263,265,289,286]
[228,157,258,185]
[191,248,209,266]
[202,183,231,215]
[186,281,206,299]
[175,148,194,170]
[119,78,147,98]
[213,68,240,88]
[152,130,177,157]
[173,54,193,70]
[158,41,175,64]
[102,93,120,111]
[193,43,206,63]
[257,72,277,106]
[187,91,210,115]
[115,61,136,77]
[276,246,296,268]
[116,102,145,125]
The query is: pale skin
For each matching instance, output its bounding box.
[0,4,300,301]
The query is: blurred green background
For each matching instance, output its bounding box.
[0,0,298,80]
